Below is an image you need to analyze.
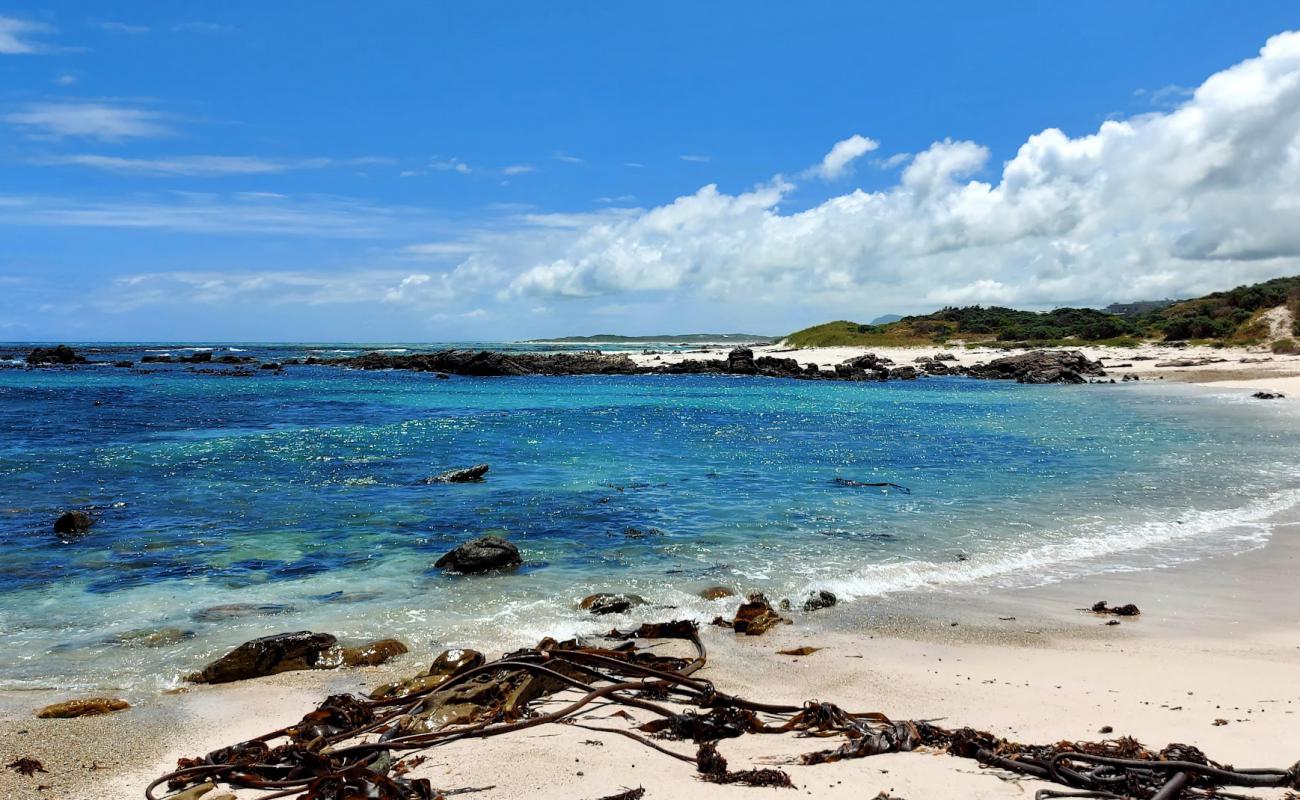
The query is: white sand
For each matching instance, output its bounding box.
[626,340,1300,397]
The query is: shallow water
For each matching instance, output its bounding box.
[1,344,1298,693]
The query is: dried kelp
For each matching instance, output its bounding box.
[148,620,1300,800]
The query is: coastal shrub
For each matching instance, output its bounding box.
[1272,338,1297,354]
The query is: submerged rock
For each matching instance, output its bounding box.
[53,510,93,539]
[579,593,647,615]
[339,638,409,667]
[802,590,838,612]
[424,463,490,483]
[434,535,522,574]
[1252,391,1285,400]
[190,631,338,684]
[36,697,130,718]
[699,586,736,601]
[190,603,296,622]
[26,345,86,366]
[105,627,195,648]
[732,593,784,636]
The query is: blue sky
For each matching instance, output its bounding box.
[2,3,1300,341]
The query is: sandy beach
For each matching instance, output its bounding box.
[3,486,1296,799]
[623,341,1300,399]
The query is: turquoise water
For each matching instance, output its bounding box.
[2,345,1298,694]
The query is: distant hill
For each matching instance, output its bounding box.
[530,333,776,344]
[870,313,904,324]
[784,275,1300,347]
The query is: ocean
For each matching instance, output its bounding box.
[2,343,1297,694]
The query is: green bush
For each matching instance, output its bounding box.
[1272,338,1298,354]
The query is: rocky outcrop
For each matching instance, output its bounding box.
[424,464,489,483]
[434,535,522,574]
[1252,391,1285,400]
[26,345,86,366]
[53,510,93,539]
[699,586,736,600]
[340,349,640,377]
[578,593,646,615]
[966,350,1105,384]
[190,631,338,683]
[36,697,130,718]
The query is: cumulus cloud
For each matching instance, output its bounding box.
[5,101,172,140]
[504,31,1300,310]
[808,134,879,180]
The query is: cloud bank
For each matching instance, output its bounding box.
[502,31,1300,311]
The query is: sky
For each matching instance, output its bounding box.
[2,3,1300,342]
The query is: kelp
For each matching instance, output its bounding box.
[148,620,1300,800]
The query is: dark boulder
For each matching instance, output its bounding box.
[578,593,646,615]
[141,355,173,363]
[190,631,338,683]
[179,351,212,363]
[26,345,85,366]
[434,535,522,574]
[699,586,736,600]
[112,360,134,368]
[966,350,1105,384]
[338,638,409,667]
[260,362,282,370]
[725,347,758,375]
[53,510,93,539]
[888,366,918,380]
[802,590,837,611]
[1251,391,1285,400]
[424,464,490,483]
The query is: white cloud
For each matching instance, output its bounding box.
[33,153,385,176]
[680,154,711,163]
[5,102,172,140]
[554,152,585,164]
[0,15,53,54]
[428,157,471,174]
[808,134,879,180]
[0,192,416,237]
[502,164,535,175]
[501,31,1300,310]
[54,73,77,86]
[172,22,236,34]
[95,21,150,34]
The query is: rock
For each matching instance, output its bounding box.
[190,603,296,622]
[732,593,784,636]
[425,464,490,483]
[105,627,195,648]
[260,362,282,370]
[965,350,1105,384]
[578,593,646,615]
[339,638,409,667]
[53,510,93,539]
[1251,391,1285,400]
[36,697,130,718]
[725,347,757,375]
[888,365,918,380]
[112,360,134,368]
[140,355,173,363]
[1122,373,1140,382]
[179,351,212,363]
[434,535,522,574]
[369,647,485,700]
[802,590,837,611]
[26,345,86,366]
[699,586,736,601]
[190,631,338,683]
[934,352,958,361]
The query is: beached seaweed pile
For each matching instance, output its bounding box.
[148,620,1300,800]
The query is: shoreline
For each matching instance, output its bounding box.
[3,510,1296,799]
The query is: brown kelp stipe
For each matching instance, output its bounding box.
[147,620,1300,800]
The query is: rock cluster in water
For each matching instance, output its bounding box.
[965,350,1107,384]
[434,535,523,573]
[26,345,86,366]
[189,631,410,683]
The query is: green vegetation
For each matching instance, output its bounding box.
[530,333,775,344]
[1273,338,1298,354]
[784,274,1300,348]
[1140,275,1300,340]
